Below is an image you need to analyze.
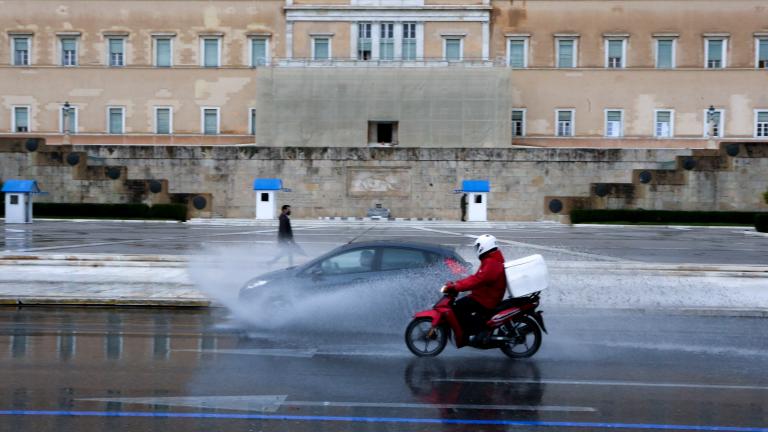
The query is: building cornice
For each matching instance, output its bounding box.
[285,5,490,22]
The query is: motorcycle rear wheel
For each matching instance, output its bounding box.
[405,318,448,357]
[500,315,542,359]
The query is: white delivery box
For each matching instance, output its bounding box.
[504,254,548,298]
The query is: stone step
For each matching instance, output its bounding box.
[675,155,730,171]
[632,169,686,186]
[590,183,636,199]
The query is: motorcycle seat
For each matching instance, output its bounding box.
[492,297,531,313]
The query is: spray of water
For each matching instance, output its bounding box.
[188,242,454,334]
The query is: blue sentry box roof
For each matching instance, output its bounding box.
[2,179,43,194]
[462,180,490,193]
[253,178,283,191]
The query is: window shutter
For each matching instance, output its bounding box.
[62,38,76,51]
[446,39,461,61]
[558,111,571,122]
[558,40,573,67]
[109,39,122,55]
[15,108,29,130]
[759,39,768,64]
[315,39,329,59]
[204,110,217,134]
[657,39,673,68]
[509,40,525,67]
[251,39,266,66]
[156,109,170,134]
[14,38,28,52]
[109,108,122,134]
[708,40,723,62]
[156,39,171,67]
[204,39,218,66]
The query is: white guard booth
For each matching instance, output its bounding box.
[462,180,490,222]
[253,178,283,220]
[2,179,44,224]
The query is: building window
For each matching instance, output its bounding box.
[154,107,172,134]
[107,107,125,134]
[755,110,768,138]
[60,37,78,66]
[705,38,727,69]
[12,37,30,66]
[656,39,675,69]
[556,38,577,68]
[201,108,220,135]
[250,38,268,66]
[154,37,172,67]
[380,23,395,61]
[357,23,372,60]
[757,38,768,69]
[511,109,526,137]
[605,110,624,137]
[249,108,257,135]
[201,37,221,67]
[444,38,462,62]
[556,109,574,137]
[507,38,528,68]
[704,109,724,138]
[312,37,331,60]
[402,23,417,60]
[368,121,398,145]
[108,38,125,67]
[605,38,626,68]
[60,106,78,134]
[12,106,30,133]
[655,110,674,138]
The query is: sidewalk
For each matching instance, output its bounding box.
[0,253,766,315]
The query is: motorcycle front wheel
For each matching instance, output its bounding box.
[405,318,448,357]
[500,315,542,359]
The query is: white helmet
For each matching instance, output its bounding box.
[473,234,498,257]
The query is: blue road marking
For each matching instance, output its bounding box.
[0,410,766,431]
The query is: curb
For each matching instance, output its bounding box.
[0,297,211,307]
[548,306,768,318]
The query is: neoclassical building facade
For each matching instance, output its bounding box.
[1,0,768,148]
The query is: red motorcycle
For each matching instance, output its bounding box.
[404,290,547,358]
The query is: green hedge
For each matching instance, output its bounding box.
[29,203,187,221]
[756,215,768,233]
[570,209,768,225]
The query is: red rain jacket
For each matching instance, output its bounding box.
[449,249,507,309]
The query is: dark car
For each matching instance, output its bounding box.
[238,241,471,303]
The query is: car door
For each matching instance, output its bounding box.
[302,247,379,290]
[377,247,442,286]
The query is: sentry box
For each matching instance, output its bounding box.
[461,180,490,222]
[2,179,45,224]
[253,178,288,220]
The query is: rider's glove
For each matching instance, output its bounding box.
[441,282,457,294]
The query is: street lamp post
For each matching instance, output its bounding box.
[706,105,717,149]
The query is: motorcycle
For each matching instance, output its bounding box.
[404,290,547,358]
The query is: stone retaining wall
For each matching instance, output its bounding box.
[2,141,767,220]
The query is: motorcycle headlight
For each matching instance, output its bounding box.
[244,280,269,290]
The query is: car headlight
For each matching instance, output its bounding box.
[244,280,269,290]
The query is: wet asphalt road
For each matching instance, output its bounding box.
[3,220,768,264]
[0,307,766,432]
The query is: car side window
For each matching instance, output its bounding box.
[380,248,429,271]
[315,248,377,275]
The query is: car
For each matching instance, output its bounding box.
[238,240,471,304]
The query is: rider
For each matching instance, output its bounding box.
[442,234,506,344]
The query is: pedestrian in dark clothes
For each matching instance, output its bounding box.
[460,193,468,222]
[268,205,305,266]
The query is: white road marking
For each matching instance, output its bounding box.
[4,229,25,233]
[410,226,626,262]
[78,395,288,413]
[77,395,595,413]
[434,378,768,391]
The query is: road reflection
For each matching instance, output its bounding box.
[404,357,544,422]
